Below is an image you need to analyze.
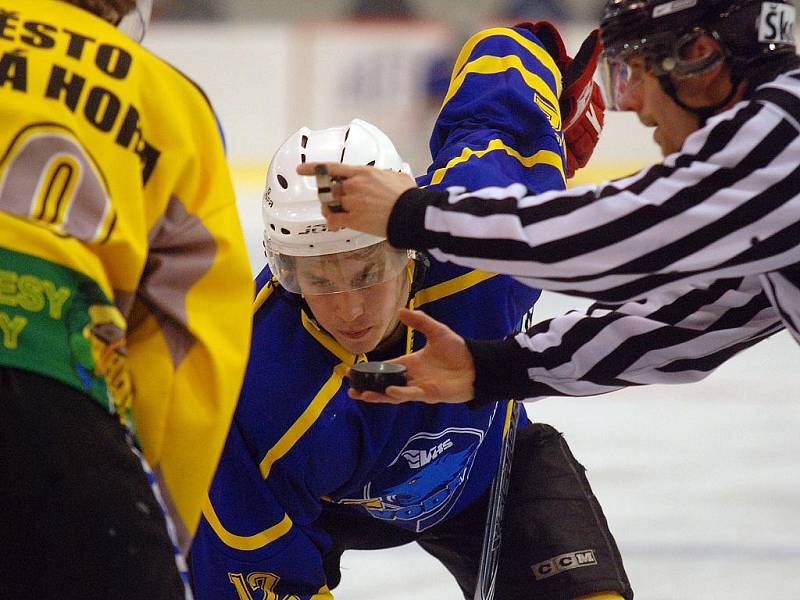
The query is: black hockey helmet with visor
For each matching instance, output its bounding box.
[600,0,797,111]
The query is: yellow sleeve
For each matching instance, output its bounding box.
[125,90,253,546]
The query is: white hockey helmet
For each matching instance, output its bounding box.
[263,119,413,295]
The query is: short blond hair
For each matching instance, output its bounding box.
[59,0,138,24]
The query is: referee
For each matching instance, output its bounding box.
[297,0,800,405]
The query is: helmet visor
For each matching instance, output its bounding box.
[600,55,640,111]
[267,240,410,295]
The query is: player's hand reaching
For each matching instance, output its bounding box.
[296,162,417,238]
[347,308,477,404]
[517,21,605,178]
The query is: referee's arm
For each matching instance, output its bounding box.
[387,101,800,303]
[464,277,783,404]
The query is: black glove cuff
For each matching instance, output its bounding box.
[465,336,535,408]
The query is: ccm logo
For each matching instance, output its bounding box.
[531,549,597,580]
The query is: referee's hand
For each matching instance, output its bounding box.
[296,162,417,238]
[347,308,477,405]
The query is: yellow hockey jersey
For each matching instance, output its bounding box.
[0,0,252,544]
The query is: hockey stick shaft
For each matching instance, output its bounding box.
[474,400,521,600]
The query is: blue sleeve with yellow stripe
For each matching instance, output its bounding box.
[190,419,330,599]
[191,279,349,600]
[190,418,336,600]
[420,26,566,193]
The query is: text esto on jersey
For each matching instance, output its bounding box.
[0,9,161,184]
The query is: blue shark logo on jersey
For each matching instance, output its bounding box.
[337,427,484,532]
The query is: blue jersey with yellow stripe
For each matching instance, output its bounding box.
[191,25,565,600]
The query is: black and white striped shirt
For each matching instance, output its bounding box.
[388,65,800,401]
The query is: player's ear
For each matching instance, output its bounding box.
[686,33,714,54]
[687,35,726,77]
[676,34,729,101]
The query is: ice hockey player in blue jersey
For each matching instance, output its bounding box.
[190,25,632,600]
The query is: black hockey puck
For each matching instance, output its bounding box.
[350,362,407,393]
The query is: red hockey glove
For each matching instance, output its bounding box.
[516,22,605,178]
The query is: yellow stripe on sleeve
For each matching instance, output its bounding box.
[442,55,560,118]
[259,367,345,479]
[414,270,497,308]
[450,27,562,96]
[201,497,293,552]
[428,139,565,187]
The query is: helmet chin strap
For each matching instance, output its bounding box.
[655,51,741,125]
[407,251,430,300]
[658,73,741,124]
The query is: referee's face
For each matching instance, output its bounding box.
[618,57,701,157]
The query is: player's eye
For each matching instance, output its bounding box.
[309,277,335,293]
[353,265,383,287]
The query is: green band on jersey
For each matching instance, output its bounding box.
[0,247,136,435]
